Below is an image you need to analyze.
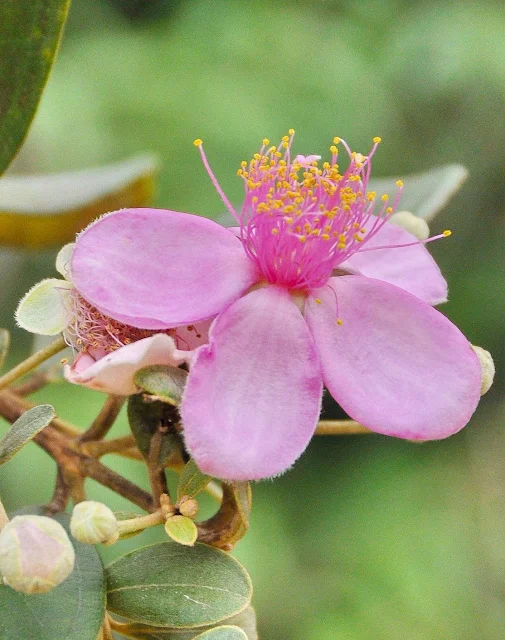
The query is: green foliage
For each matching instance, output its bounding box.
[0,507,105,640]
[369,165,468,221]
[134,365,188,407]
[0,405,55,465]
[177,459,212,501]
[193,627,247,639]
[127,394,180,465]
[164,515,198,547]
[0,329,10,370]
[0,0,70,175]
[105,541,252,628]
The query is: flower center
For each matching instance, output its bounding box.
[64,290,199,357]
[235,133,400,290]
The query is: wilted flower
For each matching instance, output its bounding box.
[16,244,209,395]
[69,133,483,480]
[70,501,118,545]
[0,515,75,594]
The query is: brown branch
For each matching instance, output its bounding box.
[80,395,125,442]
[147,429,168,507]
[12,371,51,396]
[81,435,136,458]
[0,389,153,513]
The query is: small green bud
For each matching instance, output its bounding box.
[0,515,75,594]
[178,496,199,519]
[471,345,495,396]
[70,501,119,545]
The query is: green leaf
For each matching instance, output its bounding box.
[0,155,158,248]
[110,607,258,640]
[0,404,55,465]
[0,1,70,176]
[164,515,198,547]
[106,541,252,628]
[127,394,180,465]
[134,365,188,406]
[0,329,10,370]
[0,506,105,640]
[369,164,468,221]
[194,627,247,639]
[177,459,212,501]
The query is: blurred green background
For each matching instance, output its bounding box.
[2,0,505,637]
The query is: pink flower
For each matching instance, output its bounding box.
[70,133,482,480]
[16,245,209,395]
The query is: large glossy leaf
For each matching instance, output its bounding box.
[0,1,70,175]
[106,541,252,628]
[0,404,55,465]
[0,155,158,248]
[0,507,105,640]
[369,164,468,221]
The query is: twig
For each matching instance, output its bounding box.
[0,336,66,391]
[12,371,51,396]
[45,469,72,514]
[81,435,136,458]
[315,419,371,435]
[80,395,125,442]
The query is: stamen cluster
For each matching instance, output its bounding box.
[236,133,402,290]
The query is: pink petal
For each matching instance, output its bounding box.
[306,276,481,440]
[345,220,447,305]
[71,209,258,328]
[64,334,189,395]
[181,286,323,480]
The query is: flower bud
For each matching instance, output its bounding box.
[70,501,119,545]
[0,515,75,594]
[178,496,199,519]
[389,211,430,240]
[471,345,495,396]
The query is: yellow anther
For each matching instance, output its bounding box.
[315,298,322,304]
[386,206,393,213]
[61,357,68,365]
[271,228,279,235]
[443,229,452,237]
[285,216,293,224]
[381,194,389,201]
[288,128,295,135]
[240,161,247,167]
[367,191,376,201]
[263,138,270,146]
[299,235,307,243]
[354,234,364,242]
[330,145,338,154]
[193,138,203,146]
[396,179,404,187]
[373,136,382,144]
[337,318,343,325]
[333,136,341,144]
[321,233,330,240]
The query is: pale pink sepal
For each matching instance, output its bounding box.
[306,276,481,440]
[181,286,323,481]
[345,220,448,305]
[64,334,190,395]
[71,209,258,328]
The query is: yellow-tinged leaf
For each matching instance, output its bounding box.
[165,515,198,547]
[0,154,158,248]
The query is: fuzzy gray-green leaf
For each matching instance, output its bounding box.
[0,404,55,464]
[106,541,252,628]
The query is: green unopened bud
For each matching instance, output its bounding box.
[70,501,119,545]
[178,496,199,519]
[0,515,75,594]
[471,345,495,396]
[389,211,430,240]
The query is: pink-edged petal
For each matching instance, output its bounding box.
[64,334,189,395]
[306,276,481,440]
[71,209,258,328]
[181,286,323,481]
[345,220,447,305]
